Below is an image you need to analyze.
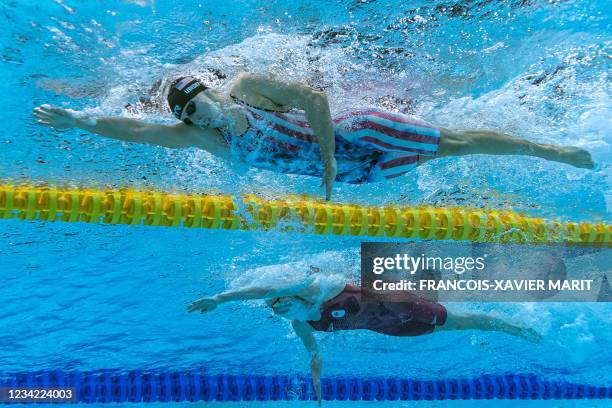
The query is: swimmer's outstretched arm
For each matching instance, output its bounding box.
[292,320,322,406]
[32,104,230,157]
[439,309,542,343]
[187,286,324,405]
[186,281,314,313]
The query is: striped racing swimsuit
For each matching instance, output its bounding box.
[219,96,441,183]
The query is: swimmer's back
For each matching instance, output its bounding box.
[308,284,447,336]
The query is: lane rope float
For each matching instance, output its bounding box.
[0,184,610,246]
[0,371,610,402]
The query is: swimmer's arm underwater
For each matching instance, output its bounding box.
[232,72,338,200]
[292,320,323,406]
[32,104,230,158]
[186,282,312,313]
[187,284,324,405]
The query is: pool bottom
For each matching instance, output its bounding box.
[0,371,610,403]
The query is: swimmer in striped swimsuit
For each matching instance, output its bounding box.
[34,72,594,200]
[219,95,441,184]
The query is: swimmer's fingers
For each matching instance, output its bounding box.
[321,158,337,201]
[35,104,72,118]
[186,300,202,313]
[34,114,68,129]
[33,107,53,120]
[34,113,55,124]
[319,178,330,200]
[325,180,333,201]
[33,106,60,122]
[187,298,217,313]
[33,105,77,129]
[33,109,59,128]
[40,104,62,113]
[33,111,50,121]
[34,104,59,116]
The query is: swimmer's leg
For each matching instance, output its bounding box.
[424,128,594,169]
[438,310,542,343]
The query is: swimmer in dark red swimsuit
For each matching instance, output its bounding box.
[305,284,448,337]
[187,266,541,405]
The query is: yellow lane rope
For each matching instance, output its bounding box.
[0,184,609,246]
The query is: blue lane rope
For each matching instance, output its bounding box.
[0,371,610,402]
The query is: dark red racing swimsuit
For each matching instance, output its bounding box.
[307,284,447,336]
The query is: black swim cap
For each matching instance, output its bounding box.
[167,76,208,119]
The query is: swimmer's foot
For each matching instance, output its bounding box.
[517,326,543,344]
[503,322,543,343]
[557,146,595,169]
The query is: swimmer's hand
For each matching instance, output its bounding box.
[321,157,337,201]
[186,297,218,313]
[310,354,322,406]
[33,104,80,129]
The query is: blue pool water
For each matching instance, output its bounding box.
[0,0,611,405]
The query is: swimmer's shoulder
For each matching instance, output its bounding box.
[228,72,292,112]
[300,273,346,303]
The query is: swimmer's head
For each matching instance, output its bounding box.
[167,76,227,127]
[267,296,315,321]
